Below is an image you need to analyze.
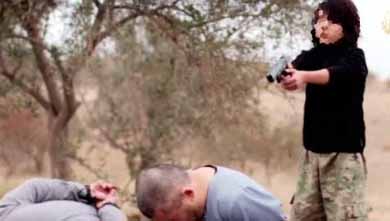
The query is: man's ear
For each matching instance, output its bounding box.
[182,187,195,200]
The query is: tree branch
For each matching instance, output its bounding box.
[148,14,190,53]
[23,19,63,114]
[50,48,78,115]
[78,91,128,154]
[67,154,109,180]
[0,51,51,110]
[92,0,101,8]
[84,0,181,59]
[85,0,115,56]
[99,127,128,153]
[4,34,50,51]
[113,0,180,11]
[95,12,141,46]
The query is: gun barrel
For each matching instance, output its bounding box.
[266,56,288,83]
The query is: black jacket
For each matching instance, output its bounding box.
[293,43,368,153]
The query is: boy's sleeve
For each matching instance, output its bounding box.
[292,48,316,70]
[327,48,368,88]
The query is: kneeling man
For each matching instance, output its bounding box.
[136,164,286,221]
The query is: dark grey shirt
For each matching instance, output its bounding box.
[0,178,126,221]
[205,166,286,221]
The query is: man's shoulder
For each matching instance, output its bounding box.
[209,167,274,206]
[206,167,253,214]
[206,183,245,220]
[206,168,284,221]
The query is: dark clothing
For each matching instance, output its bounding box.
[292,43,368,153]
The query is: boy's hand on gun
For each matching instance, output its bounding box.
[280,64,306,91]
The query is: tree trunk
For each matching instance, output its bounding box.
[47,114,72,179]
[264,157,272,187]
[139,145,159,170]
[33,156,44,174]
[0,149,14,177]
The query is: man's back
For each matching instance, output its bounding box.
[4,200,100,221]
[205,166,286,221]
[0,178,126,221]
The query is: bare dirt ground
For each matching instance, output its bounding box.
[259,78,390,220]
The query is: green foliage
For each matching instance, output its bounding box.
[171,0,316,48]
[0,0,318,181]
[70,0,320,180]
[0,82,40,118]
[87,5,295,175]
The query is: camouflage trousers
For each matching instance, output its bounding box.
[290,150,368,221]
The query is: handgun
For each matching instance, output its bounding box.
[266,56,290,83]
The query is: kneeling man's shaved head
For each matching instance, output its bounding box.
[135,164,190,219]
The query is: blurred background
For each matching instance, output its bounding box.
[0,0,389,220]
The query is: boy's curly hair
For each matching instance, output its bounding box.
[311,0,361,47]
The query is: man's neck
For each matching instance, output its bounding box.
[188,166,216,219]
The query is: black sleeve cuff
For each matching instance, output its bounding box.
[78,185,97,204]
[100,202,120,209]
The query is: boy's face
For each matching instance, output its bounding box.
[314,10,344,44]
